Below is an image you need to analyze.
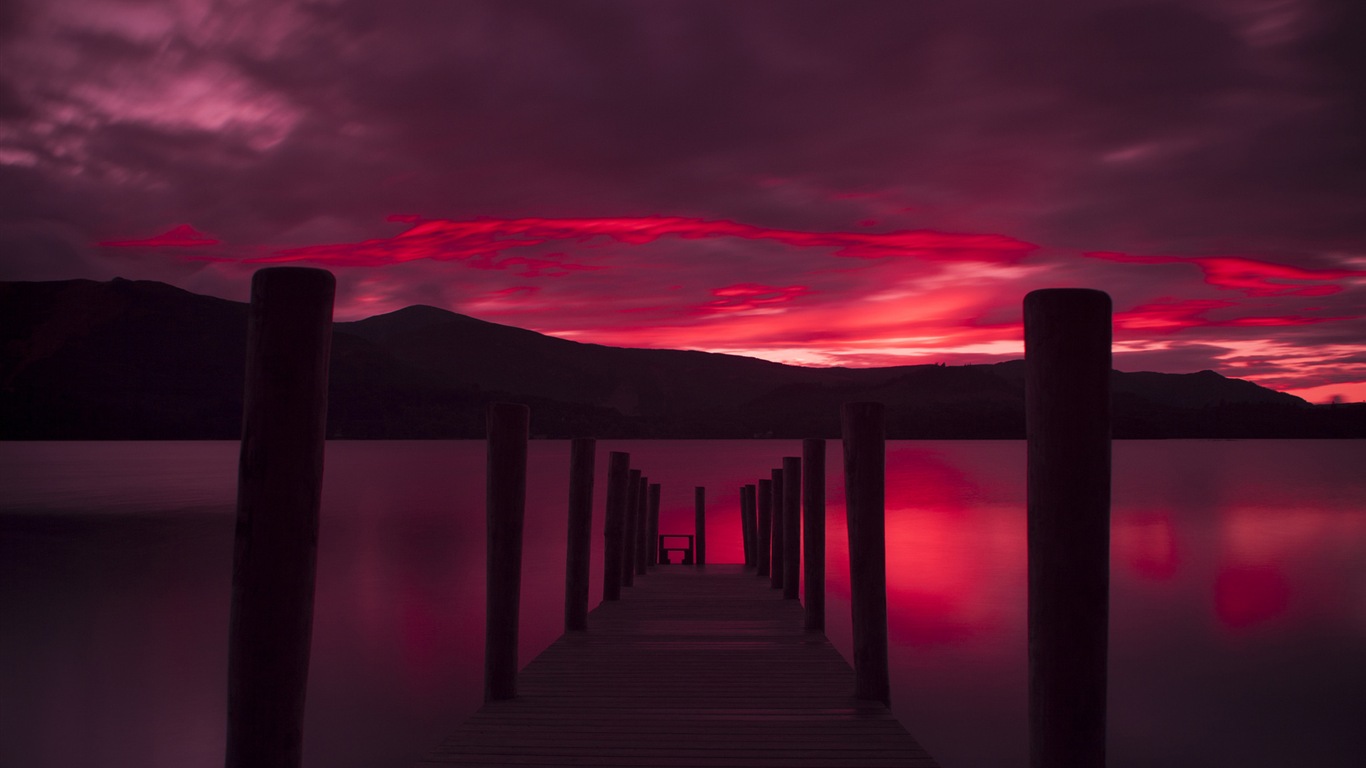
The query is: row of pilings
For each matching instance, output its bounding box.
[224,266,1111,768]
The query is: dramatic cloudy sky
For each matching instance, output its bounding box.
[3,0,1364,401]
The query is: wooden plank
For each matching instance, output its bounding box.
[418,565,939,767]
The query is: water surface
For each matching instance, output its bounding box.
[2,439,1363,767]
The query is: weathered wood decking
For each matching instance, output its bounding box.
[419,564,939,767]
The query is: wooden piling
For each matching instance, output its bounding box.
[745,484,758,568]
[1024,288,1112,768]
[770,468,785,589]
[739,486,753,567]
[226,267,334,768]
[601,451,630,602]
[648,482,661,567]
[756,479,772,578]
[694,486,707,565]
[782,456,801,599]
[843,401,890,705]
[623,470,641,587]
[635,479,651,577]
[564,437,596,632]
[803,439,826,632]
[483,403,529,703]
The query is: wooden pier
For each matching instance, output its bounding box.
[418,564,939,767]
[226,267,1112,768]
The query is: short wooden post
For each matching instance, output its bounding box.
[782,456,801,599]
[756,479,772,578]
[843,401,889,704]
[744,484,758,568]
[770,467,784,589]
[803,439,826,632]
[648,483,661,567]
[564,437,596,632]
[694,486,707,565]
[226,267,334,768]
[623,469,641,587]
[739,486,754,567]
[1025,288,1112,768]
[635,479,651,577]
[601,451,630,601]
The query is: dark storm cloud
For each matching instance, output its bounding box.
[1,0,1363,398]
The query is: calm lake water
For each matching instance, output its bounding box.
[2,440,1364,768]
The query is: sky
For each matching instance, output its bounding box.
[2,0,1365,402]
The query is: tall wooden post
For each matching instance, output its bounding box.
[756,479,772,578]
[770,467,784,589]
[648,482,661,567]
[623,470,641,587]
[602,451,630,601]
[782,456,801,599]
[483,403,529,703]
[694,486,707,565]
[802,439,826,632]
[744,484,758,568]
[226,267,333,768]
[843,401,889,705]
[1025,288,1112,768]
[564,437,596,632]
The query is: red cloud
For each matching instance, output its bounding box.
[693,283,812,315]
[244,216,1036,268]
[1088,251,1366,296]
[99,224,220,248]
[1116,298,1353,333]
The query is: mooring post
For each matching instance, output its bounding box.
[694,486,707,565]
[635,479,650,577]
[226,267,333,768]
[802,439,826,632]
[623,470,641,587]
[843,401,890,705]
[648,483,661,567]
[782,456,801,599]
[739,486,753,567]
[564,437,596,632]
[483,403,529,703]
[1025,288,1112,768]
[745,484,758,568]
[601,451,630,602]
[756,479,772,578]
[770,467,785,589]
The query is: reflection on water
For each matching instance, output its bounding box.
[2,440,1364,768]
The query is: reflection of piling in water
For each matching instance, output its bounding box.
[226,267,334,768]
[601,451,630,601]
[782,456,802,599]
[770,467,784,590]
[803,439,826,631]
[564,437,595,632]
[756,479,772,578]
[484,402,529,703]
[1025,288,1111,768]
[843,401,890,705]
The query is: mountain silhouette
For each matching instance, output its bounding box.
[2,278,1360,439]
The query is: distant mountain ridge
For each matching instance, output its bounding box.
[2,278,1361,439]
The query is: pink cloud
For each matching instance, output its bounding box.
[241,216,1037,268]
[1088,251,1366,296]
[1115,298,1354,334]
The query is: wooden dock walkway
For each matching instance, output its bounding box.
[419,564,939,767]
